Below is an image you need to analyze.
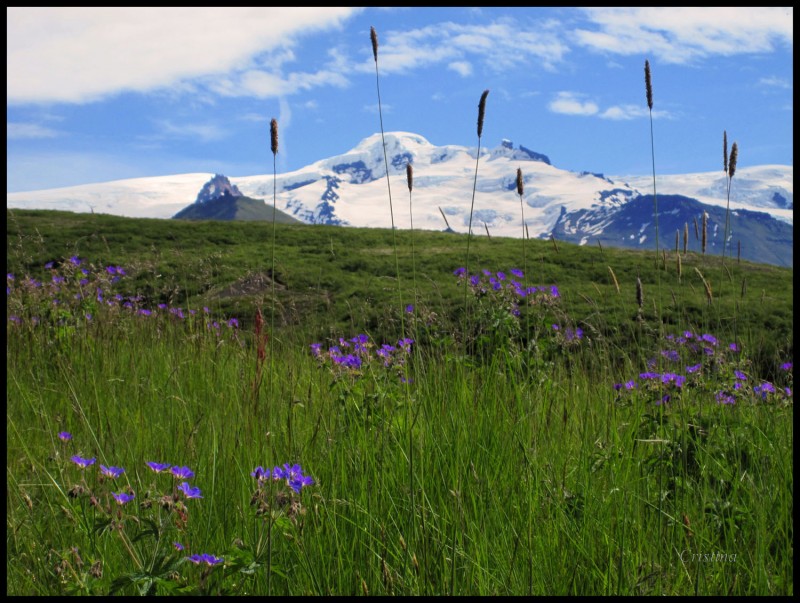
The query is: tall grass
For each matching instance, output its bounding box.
[644,60,660,269]
[4,40,794,598]
[370,25,405,338]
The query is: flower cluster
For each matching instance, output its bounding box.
[454,267,560,313]
[310,333,413,378]
[250,462,315,521]
[613,329,793,405]
[7,257,240,339]
[251,463,315,494]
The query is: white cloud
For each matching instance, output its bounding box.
[361,19,568,75]
[151,120,228,143]
[575,7,793,64]
[599,104,673,120]
[7,122,60,139]
[758,76,792,90]
[548,92,598,116]
[7,7,363,104]
[448,61,473,77]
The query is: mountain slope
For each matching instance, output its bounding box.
[173,193,300,223]
[7,132,793,266]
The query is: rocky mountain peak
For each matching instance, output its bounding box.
[195,174,243,204]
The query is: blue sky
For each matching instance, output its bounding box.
[7,7,793,193]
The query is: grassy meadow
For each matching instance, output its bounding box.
[6,206,793,595]
[6,44,794,595]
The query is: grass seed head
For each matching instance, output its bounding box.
[729,142,738,179]
[636,275,644,308]
[608,266,620,294]
[644,60,653,110]
[406,163,413,192]
[702,212,708,255]
[723,130,728,174]
[477,89,489,138]
[516,167,524,197]
[683,222,689,254]
[270,118,278,156]
[370,26,378,62]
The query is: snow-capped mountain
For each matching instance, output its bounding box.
[6,132,793,266]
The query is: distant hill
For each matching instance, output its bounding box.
[6,131,793,267]
[172,193,300,223]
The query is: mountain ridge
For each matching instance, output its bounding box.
[6,131,793,266]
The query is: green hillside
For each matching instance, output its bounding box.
[6,208,792,365]
[172,194,301,223]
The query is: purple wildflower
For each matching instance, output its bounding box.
[100,465,125,479]
[178,482,203,499]
[701,333,718,346]
[187,553,223,566]
[251,466,270,482]
[734,370,747,381]
[112,492,135,505]
[273,463,314,493]
[71,455,96,469]
[173,542,185,551]
[171,466,195,480]
[58,431,72,442]
[146,461,171,473]
[715,391,736,405]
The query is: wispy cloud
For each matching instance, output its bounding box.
[548,92,598,116]
[448,61,473,77]
[360,19,568,75]
[151,120,228,143]
[7,7,362,104]
[574,7,793,64]
[600,105,671,120]
[7,122,61,139]
[758,76,792,90]
[548,94,672,120]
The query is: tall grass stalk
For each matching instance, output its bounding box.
[644,60,660,269]
[370,26,405,337]
[267,118,279,420]
[407,163,418,310]
[463,89,489,347]
[516,168,528,281]
[723,140,739,261]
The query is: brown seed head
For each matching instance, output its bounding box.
[406,163,413,192]
[683,222,689,254]
[702,212,708,255]
[370,26,378,62]
[728,142,738,179]
[608,266,620,294]
[516,167,524,196]
[270,118,278,156]
[723,130,728,174]
[477,89,489,138]
[644,60,653,110]
[636,275,644,308]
